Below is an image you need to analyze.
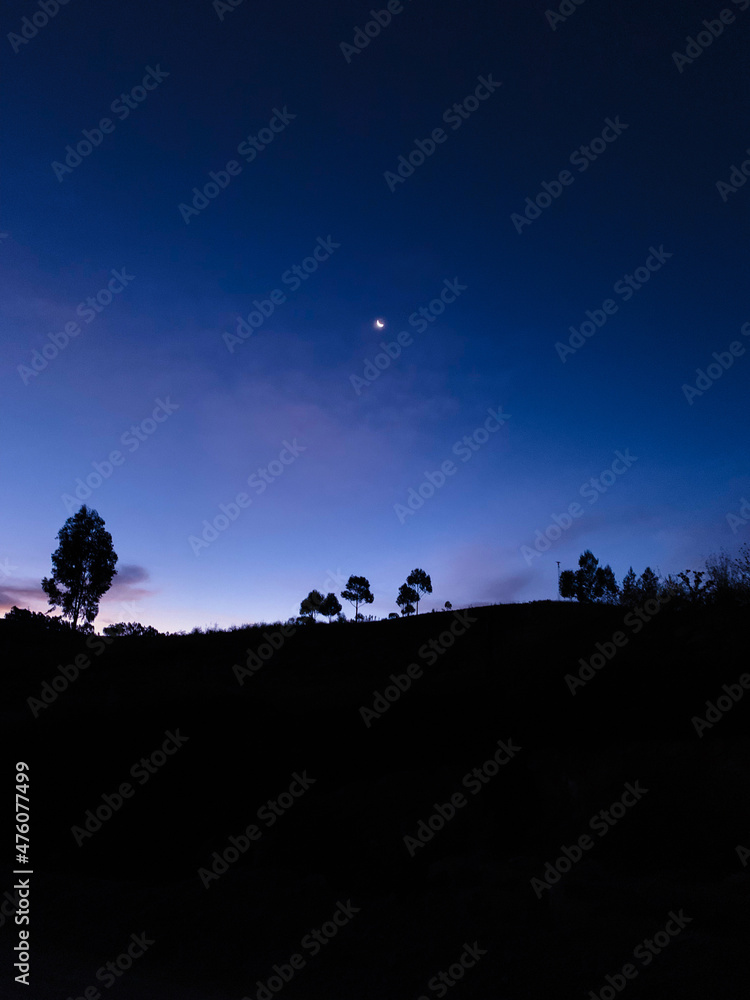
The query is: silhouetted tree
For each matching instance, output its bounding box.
[615,558,750,607]
[319,592,342,623]
[444,601,452,610]
[3,606,68,632]
[639,567,659,601]
[730,543,750,603]
[703,551,736,605]
[736,543,750,582]
[41,505,117,630]
[341,575,374,621]
[406,568,432,614]
[575,550,600,602]
[559,551,618,603]
[559,569,576,600]
[396,583,419,616]
[300,589,325,621]
[103,622,160,636]
[620,567,639,606]
[678,569,709,604]
[595,565,619,604]
[388,612,399,619]
[660,568,714,608]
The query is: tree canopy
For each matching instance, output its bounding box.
[319,592,342,622]
[103,621,160,637]
[406,568,432,614]
[558,550,619,604]
[3,606,69,632]
[300,589,325,621]
[341,575,374,620]
[396,583,419,616]
[41,505,118,630]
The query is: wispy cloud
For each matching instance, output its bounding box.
[0,578,47,614]
[104,564,155,604]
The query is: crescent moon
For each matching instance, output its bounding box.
[375,319,384,328]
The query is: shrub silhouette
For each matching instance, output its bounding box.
[3,606,69,632]
[103,622,160,636]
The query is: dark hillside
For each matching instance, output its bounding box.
[4,603,750,998]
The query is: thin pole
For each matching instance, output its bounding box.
[556,561,561,600]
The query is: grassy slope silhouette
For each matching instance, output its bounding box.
[6,602,750,998]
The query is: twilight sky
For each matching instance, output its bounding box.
[2,0,750,632]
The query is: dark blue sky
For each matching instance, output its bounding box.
[3,0,750,630]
